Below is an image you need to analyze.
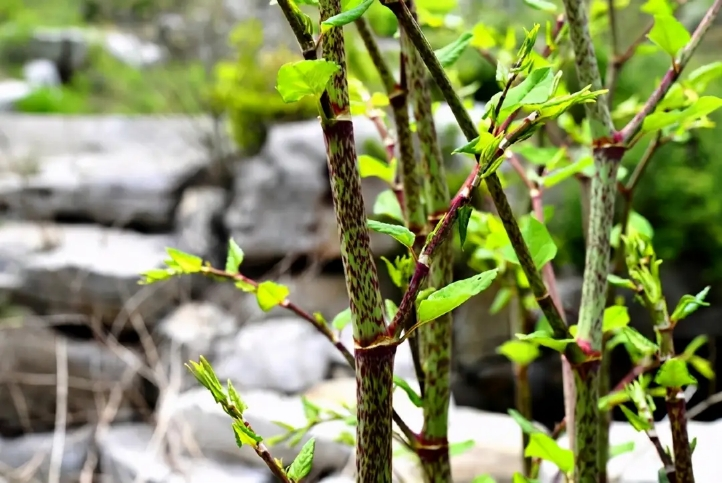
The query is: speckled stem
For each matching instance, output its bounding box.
[402,2,453,481]
[560,0,619,478]
[277,0,397,479]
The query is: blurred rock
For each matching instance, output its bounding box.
[0,80,32,111]
[26,28,88,74]
[22,59,61,88]
[213,317,334,394]
[103,31,165,68]
[0,222,181,327]
[0,115,224,229]
[98,423,270,483]
[164,388,351,478]
[0,324,140,435]
[0,426,93,482]
[155,302,238,392]
[174,186,226,263]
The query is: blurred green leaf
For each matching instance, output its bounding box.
[232,419,263,448]
[435,31,474,68]
[256,281,290,311]
[367,219,415,248]
[620,405,652,431]
[502,217,557,269]
[358,154,396,184]
[322,0,374,31]
[457,205,473,249]
[287,438,316,481]
[523,0,557,12]
[603,305,631,332]
[655,358,697,387]
[516,331,574,352]
[373,189,404,222]
[689,355,715,380]
[643,96,722,133]
[225,238,244,275]
[497,340,541,365]
[332,307,353,331]
[524,432,573,473]
[647,14,690,58]
[490,287,513,315]
[508,408,543,434]
[670,286,711,322]
[393,376,423,407]
[276,60,340,103]
[166,247,203,273]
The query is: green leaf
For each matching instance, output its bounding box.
[497,340,541,365]
[523,0,557,12]
[670,286,710,322]
[450,439,476,457]
[332,307,352,331]
[225,238,244,275]
[643,96,722,133]
[287,438,316,481]
[166,247,203,273]
[508,408,542,434]
[393,376,423,407]
[235,279,256,292]
[619,404,652,431]
[417,269,499,323]
[687,61,722,92]
[683,335,708,357]
[301,396,321,421]
[232,419,263,448]
[502,216,557,269]
[516,331,574,352]
[603,305,631,332]
[641,0,673,15]
[655,358,698,387]
[358,154,396,184]
[647,14,691,58]
[512,474,539,483]
[139,268,174,284]
[276,59,340,103]
[435,31,474,68]
[385,299,399,320]
[609,441,636,460]
[607,274,637,291]
[489,286,513,315]
[322,0,374,31]
[256,281,290,311]
[367,219,415,248]
[457,205,473,249]
[226,379,247,414]
[619,326,659,355]
[598,390,631,411]
[472,476,498,483]
[542,155,593,188]
[186,357,226,404]
[373,189,404,222]
[491,67,557,115]
[689,355,715,380]
[524,432,574,473]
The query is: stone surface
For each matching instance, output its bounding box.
[174,186,226,263]
[0,426,93,482]
[164,388,351,478]
[23,59,61,88]
[0,222,181,326]
[0,325,140,435]
[98,423,270,483]
[0,80,32,111]
[155,302,239,392]
[103,31,165,68]
[0,115,225,229]
[212,317,334,394]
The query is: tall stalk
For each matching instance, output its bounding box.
[277,1,395,480]
[402,1,455,481]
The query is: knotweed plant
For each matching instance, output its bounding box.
[140,0,722,481]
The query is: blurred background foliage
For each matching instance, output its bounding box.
[1,0,722,282]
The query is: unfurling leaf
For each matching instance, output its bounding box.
[225,238,244,274]
[435,31,474,68]
[287,438,316,480]
[358,154,396,184]
[670,286,711,322]
[647,14,691,58]
[457,205,473,249]
[393,376,423,407]
[166,247,203,273]
[226,379,247,414]
[655,358,698,388]
[417,269,499,323]
[497,340,541,365]
[502,216,557,269]
[367,219,415,248]
[256,281,290,311]
[486,67,556,118]
[619,404,652,431]
[607,274,637,291]
[603,305,631,332]
[523,0,557,12]
[332,307,352,331]
[232,419,263,448]
[516,331,574,352]
[524,432,574,473]
[321,0,374,31]
[276,60,340,103]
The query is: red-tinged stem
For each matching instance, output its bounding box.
[618,0,722,144]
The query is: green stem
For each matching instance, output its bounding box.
[401,2,454,481]
[277,1,395,480]
[560,0,619,478]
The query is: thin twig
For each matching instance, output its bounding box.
[48,336,68,483]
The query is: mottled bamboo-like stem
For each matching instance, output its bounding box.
[277,1,395,480]
[382,0,574,351]
[560,0,619,478]
[402,2,454,481]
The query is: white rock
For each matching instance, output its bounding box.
[103,31,165,68]
[164,388,351,479]
[0,80,32,111]
[98,423,269,483]
[23,59,61,88]
[213,318,334,394]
